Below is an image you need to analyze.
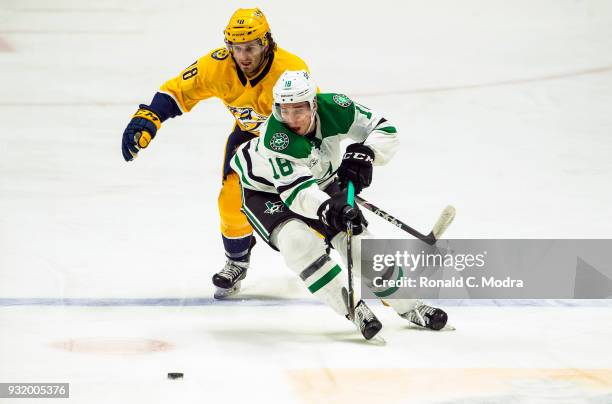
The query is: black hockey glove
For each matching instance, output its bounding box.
[122,106,161,161]
[317,193,368,236]
[337,143,375,195]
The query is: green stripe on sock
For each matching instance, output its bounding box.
[308,264,341,293]
[373,267,404,298]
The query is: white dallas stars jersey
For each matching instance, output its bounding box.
[230,93,399,219]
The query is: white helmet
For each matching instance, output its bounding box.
[272,70,317,121]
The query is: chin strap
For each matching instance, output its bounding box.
[304,108,317,135]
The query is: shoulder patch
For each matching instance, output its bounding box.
[211,48,229,61]
[332,94,353,107]
[263,116,313,159]
[269,132,290,151]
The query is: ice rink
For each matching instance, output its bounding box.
[1,0,612,402]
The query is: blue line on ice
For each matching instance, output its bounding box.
[0,298,611,307]
[0,297,320,307]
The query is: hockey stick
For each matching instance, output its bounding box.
[355,196,456,245]
[345,181,356,320]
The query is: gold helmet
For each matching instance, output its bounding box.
[224,8,271,46]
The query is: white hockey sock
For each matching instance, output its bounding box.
[272,219,348,316]
[331,229,419,316]
[330,229,373,301]
[298,255,347,316]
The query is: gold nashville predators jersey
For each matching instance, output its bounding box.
[159,47,310,135]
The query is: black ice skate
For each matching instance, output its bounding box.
[349,300,383,340]
[212,260,248,299]
[400,301,448,331]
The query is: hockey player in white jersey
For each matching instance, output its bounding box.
[230,70,448,339]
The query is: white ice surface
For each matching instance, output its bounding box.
[1,1,612,403]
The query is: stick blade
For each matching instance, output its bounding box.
[432,205,456,240]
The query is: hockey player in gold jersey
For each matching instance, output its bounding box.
[121,8,311,298]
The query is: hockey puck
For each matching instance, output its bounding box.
[167,372,184,380]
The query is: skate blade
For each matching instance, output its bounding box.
[406,322,456,332]
[368,334,387,345]
[213,281,241,299]
[408,322,457,332]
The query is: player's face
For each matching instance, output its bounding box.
[280,102,313,135]
[228,40,267,76]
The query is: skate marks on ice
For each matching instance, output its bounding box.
[352,64,612,97]
[402,323,457,332]
[0,36,13,52]
[205,323,388,347]
[2,297,610,308]
[49,337,174,354]
[0,297,322,307]
[287,368,612,404]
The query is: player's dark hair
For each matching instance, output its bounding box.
[266,33,277,54]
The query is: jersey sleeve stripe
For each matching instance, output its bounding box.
[276,175,313,194]
[376,126,397,134]
[232,155,252,187]
[242,143,273,186]
[374,117,397,134]
[283,179,318,208]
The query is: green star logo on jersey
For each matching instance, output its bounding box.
[332,94,352,107]
[270,132,290,151]
[264,200,285,215]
